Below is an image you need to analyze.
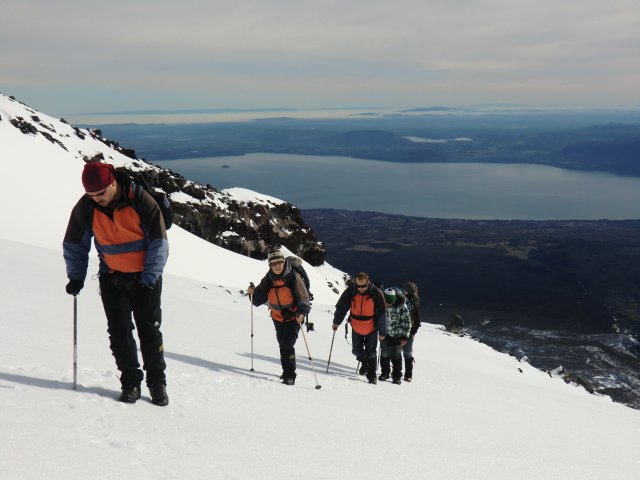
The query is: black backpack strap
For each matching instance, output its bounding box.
[132,182,144,201]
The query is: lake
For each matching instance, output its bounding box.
[157,153,640,220]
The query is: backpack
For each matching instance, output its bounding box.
[286,256,313,301]
[403,282,421,311]
[131,173,173,230]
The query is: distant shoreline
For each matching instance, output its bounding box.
[92,113,640,178]
[156,153,640,221]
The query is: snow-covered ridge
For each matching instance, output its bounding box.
[0,92,326,264]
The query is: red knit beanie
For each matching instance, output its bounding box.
[82,162,115,192]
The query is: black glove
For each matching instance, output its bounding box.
[136,282,156,309]
[66,279,84,296]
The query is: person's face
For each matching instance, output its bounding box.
[355,280,368,295]
[270,260,285,275]
[86,180,117,207]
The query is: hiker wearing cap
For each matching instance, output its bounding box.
[63,161,170,406]
[332,272,387,384]
[247,249,311,385]
[401,281,422,382]
[378,287,411,385]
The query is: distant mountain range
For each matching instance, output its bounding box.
[92,109,640,177]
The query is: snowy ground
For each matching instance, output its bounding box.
[1,237,638,480]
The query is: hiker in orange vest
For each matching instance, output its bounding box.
[248,249,311,385]
[63,162,169,406]
[332,272,387,384]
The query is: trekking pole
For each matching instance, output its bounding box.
[299,320,321,389]
[326,329,336,373]
[249,283,255,372]
[73,295,78,390]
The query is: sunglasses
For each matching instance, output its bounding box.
[355,284,367,289]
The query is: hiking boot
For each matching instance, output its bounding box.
[367,376,377,385]
[392,377,402,385]
[119,385,141,404]
[391,357,403,383]
[149,384,169,406]
[282,377,295,386]
[404,357,414,382]
[379,357,391,380]
[367,358,377,379]
[358,361,368,376]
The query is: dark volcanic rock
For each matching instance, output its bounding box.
[446,314,465,334]
[113,165,325,265]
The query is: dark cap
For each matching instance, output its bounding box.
[82,162,115,192]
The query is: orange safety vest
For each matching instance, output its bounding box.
[92,205,146,273]
[268,278,299,322]
[350,294,376,335]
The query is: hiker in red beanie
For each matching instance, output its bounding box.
[80,162,115,205]
[63,161,170,406]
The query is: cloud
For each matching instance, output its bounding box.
[1,0,639,112]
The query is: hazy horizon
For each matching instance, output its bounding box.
[59,103,640,126]
[2,0,639,118]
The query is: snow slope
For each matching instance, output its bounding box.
[1,93,639,479]
[1,238,638,480]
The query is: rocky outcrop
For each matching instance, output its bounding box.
[3,93,326,266]
[548,366,596,395]
[114,164,326,265]
[446,313,465,334]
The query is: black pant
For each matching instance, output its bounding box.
[380,336,403,360]
[273,320,300,379]
[380,337,403,380]
[99,272,166,387]
[351,330,378,361]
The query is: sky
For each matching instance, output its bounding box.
[1,94,639,479]
[1,0,639,117]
